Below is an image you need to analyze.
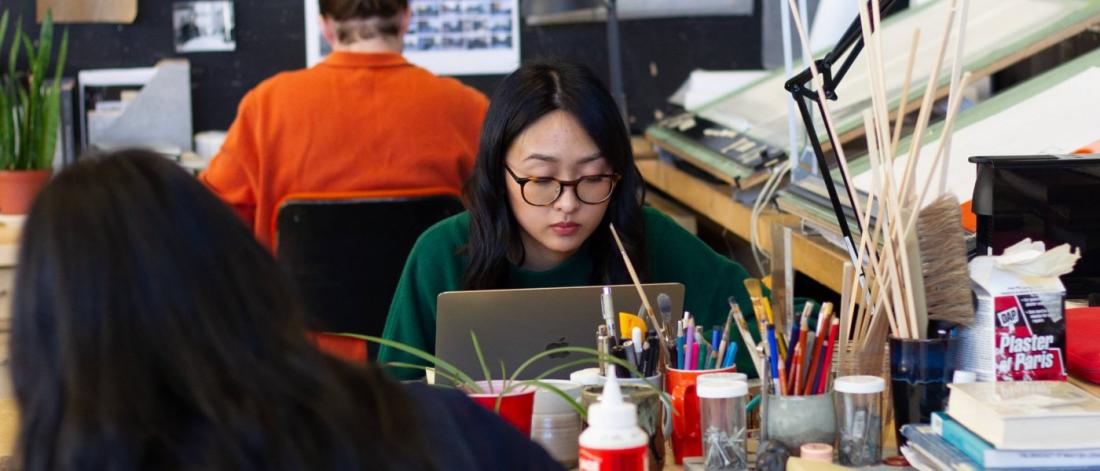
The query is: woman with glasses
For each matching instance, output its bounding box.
[380,61,760,378]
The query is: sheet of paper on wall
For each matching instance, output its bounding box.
[38,0,137,23]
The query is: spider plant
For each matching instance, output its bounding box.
[346,332,672,418]
[0,10,69,171]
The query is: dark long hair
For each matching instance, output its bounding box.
[10,150,432,470]
[463,61,646,289]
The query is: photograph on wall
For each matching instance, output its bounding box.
[305,0,519,76]
[173,1,236,53]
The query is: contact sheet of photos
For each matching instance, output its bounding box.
[406,1,513,52]
[404,0,519,75]
[305,0,519,76]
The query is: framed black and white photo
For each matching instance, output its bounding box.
[305,0,519,76]
[173,1,236,53]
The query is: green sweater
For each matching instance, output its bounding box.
[379,207,762,379]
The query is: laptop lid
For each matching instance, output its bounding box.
[435,283,685,380]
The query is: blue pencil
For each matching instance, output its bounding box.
[766,323,780,384]
[722,341,738,368]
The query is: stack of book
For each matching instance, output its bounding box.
[901,381,1100,470]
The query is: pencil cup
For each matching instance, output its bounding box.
[531,380,582,469]
[888,336,955,447]
[465,380,536,436]
[765,392,836,455]
[582,383,666,470]
[666,366,737,464]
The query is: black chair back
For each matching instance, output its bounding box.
[275,192,463,359]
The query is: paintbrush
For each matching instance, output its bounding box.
[657,293,674,345]
[715,306,734,373]
[916,194,974,331]
[744,279,787,360]
[729,297,764,378]
[609,224,669,368]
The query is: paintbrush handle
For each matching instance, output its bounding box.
[609,224,669,369]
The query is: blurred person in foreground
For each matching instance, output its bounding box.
[9,150,560,471]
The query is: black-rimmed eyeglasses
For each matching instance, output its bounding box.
[504,165,622,206]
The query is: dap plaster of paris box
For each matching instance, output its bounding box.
[961,239,1081,382]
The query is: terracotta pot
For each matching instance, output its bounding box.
[0,170,52,215]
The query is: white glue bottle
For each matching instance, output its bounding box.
[578,367,648,471]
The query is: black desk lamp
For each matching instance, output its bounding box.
[783,0,901,275]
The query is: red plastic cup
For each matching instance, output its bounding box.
[466,380,536,436]
[666,366,736,464]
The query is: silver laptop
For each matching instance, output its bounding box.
[435,283,685,380]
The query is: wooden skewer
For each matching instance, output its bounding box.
[899,72,973,243]
[860,0,921,340]
[838,262,853,375]
[861,111,903,338]
[609,223,669,367]
[897,0,959,203]
[891,28,922,158]
[938,0,970,196]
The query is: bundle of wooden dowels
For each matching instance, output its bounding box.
[784,0,976,374]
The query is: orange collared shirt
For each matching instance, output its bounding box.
[200,51,488,248]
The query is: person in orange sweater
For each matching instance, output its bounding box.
[201,0,488,248]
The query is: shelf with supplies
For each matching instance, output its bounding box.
[636,157,848,294]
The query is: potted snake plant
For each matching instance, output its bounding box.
[0,11,68,214]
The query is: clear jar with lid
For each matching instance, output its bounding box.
[697,373,749,471]
[834,375,885,466]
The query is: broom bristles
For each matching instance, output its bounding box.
[917,194,974,328]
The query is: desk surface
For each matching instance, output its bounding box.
[637,157,849,293]
[3,378,1100,469]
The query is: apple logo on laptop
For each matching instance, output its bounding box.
[545,337,570,359]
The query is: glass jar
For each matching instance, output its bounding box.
[834,375,885,466]
[697,374,749,471]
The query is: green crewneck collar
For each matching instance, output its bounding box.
[508,242,594,288]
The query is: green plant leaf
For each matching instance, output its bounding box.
[8,19,21,78]
[334,333,481,391]
[0,12,10,59]
[523,380,587,419]
[508,345,649,382]
[383,362,463,386]
[530,358,599,382]
[495,360,507,412]
[52,28,68,85]
[470,331,493,386]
